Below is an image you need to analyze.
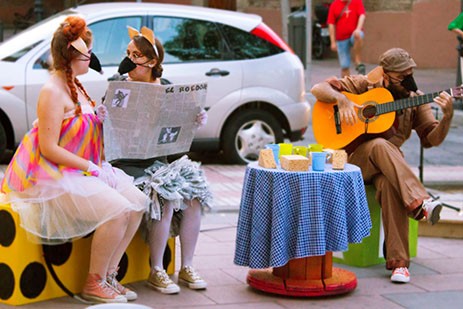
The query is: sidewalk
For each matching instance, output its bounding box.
[1,164,462,309]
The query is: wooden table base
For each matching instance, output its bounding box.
[246,252,357,297]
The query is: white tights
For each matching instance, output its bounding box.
[148,199,202,270]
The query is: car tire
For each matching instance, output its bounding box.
[222,110,283,164]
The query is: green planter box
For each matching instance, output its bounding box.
[333,185,418,267]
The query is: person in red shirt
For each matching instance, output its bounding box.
[327,0,366,77]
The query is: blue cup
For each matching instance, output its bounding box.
[265,144,280,164]
[312,152,327,171]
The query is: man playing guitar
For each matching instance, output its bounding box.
[311,48,454,284]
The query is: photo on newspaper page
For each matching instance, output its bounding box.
[102,81,207,161]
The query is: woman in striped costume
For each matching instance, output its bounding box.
[0,16,147,304]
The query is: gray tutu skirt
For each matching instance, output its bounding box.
[134,155,212,237]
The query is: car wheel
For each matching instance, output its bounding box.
[0,122,7,163]
[222,110,284,164]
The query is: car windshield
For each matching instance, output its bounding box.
[0,9,76,61]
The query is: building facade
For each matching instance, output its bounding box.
[1,0,461,68]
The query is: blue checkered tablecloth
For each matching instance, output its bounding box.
[234,162,371,269]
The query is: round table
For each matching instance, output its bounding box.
[234,162,371,297]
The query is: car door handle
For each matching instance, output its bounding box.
[205,68,229,76]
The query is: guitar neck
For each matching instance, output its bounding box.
[376,89,451,116]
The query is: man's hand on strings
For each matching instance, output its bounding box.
[337,95,361,126]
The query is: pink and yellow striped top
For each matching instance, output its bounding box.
[1,109,103,193]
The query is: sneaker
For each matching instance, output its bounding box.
[178,266,207,290]
[107,270,137,301]
[356,63,366,75]
[147,266,180,294]
[422,198,443,225]
[82,273,127,303]
[391,267,410,283]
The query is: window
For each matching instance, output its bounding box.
[89,17,142,67]
[220,24,283,60]
[1,41,42,62]
[33,50,51,70]
[153,17,226,63]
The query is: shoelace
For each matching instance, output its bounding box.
[107,272,125,293]
[97,278,119,297]
[393,267,409,276]
[183,266,201,281]
[154,268,173,284]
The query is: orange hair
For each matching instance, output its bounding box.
[51,16,94,115]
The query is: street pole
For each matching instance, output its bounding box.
[305,0,312,91]
[280,0,290,43]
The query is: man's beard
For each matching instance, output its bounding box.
[387,83,410,100]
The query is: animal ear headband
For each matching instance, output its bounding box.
[69,37,89,55]
[127,26,159,57]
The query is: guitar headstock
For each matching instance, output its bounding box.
[450,86,463,98]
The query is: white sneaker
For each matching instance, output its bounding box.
[422,198,443,225]
[391,267,410,283]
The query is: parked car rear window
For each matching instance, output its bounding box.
[220,24,283,60]
[153,16,229,63]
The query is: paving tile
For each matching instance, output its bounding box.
[200,283,278,305]
[334,263,390,279]
[133,280,215,307]
[170,302,285,309]
[353,277,426,296]
[221,266,250,284]
[383,291,463,309]
[414,244,448,259]
[276,294,403,309]
[413,257,463,274]
[199,227,237,243]
[195,239,236,256]
[194,268,243,287]
[418,237,463,258]
[411,273,463,291]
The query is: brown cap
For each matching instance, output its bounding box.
[379,48,416,72]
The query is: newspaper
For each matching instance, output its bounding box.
[103,81,207,161]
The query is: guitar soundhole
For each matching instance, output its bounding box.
[362,105,377,119]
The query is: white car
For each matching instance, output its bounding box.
[0,2,310,164]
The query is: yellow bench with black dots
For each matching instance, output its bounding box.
[0,203,175,305]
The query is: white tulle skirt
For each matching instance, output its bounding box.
[3,168,148,244]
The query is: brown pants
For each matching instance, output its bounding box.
[348,138,429,270]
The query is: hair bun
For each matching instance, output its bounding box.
[62,16,87,42]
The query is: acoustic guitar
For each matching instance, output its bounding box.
[312,87,460,150]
